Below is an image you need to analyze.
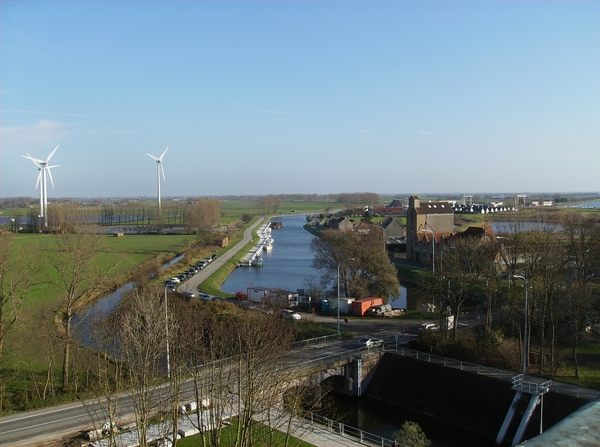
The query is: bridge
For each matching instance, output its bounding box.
[1,338,599,447]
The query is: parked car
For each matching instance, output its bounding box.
[358,337,383,348]
[170,277,181,284]
[211,253,218,260]
[279,309,301,320]
[198,293,211,300]
[183,291,195,298]
[420,323,440,332]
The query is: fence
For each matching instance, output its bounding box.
[303,412,404,447]
[291,334,341,349]
[384,344,600,401]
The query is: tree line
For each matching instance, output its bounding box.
[0,231,323,446]
[419,211,600,378]
[89,285,321,447]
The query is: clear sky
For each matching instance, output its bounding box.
[1,1,598,199]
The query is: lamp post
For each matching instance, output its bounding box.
[164,285,171,378]
[337,258,355,335]
[513,275,528,375]
[496,236,511,288]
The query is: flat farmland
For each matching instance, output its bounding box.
[3,233,197,373]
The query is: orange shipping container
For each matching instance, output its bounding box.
[352,297,384,316]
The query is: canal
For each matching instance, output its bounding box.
[222,214,483,447]
[221,214,410,309]
[76,214,474,446]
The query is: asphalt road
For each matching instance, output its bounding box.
[176,217,265,295]
[0,331,367,446]
[0,218,484,446]
[0,310,484,447]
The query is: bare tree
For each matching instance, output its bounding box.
[185,198,221,235]
[562,213,600,378]
[257,196,283,215]
[311,228,400,299]
[437,236,497,340]
[87,310,127,447]
[116,284,170,447]
[230,311,296,447]
[46,231,119,391]
[0,234,42,411]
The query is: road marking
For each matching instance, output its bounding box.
[0,402,86,424]
[0,412,88,435]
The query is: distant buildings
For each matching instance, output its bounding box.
[406,195,454,266]
[406,195,497,268]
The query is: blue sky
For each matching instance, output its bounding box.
[1,1,599,198]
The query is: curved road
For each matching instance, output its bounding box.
[176,217,264,295]
[0,218,265,446]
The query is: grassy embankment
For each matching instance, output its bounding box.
[176,417,316,447]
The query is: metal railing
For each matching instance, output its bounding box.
[384,344,600,401]
[512,374,552,395]
[289,345,382,373]
[303,412,405,447]
[194,339,599,402]
[291,334,341,349]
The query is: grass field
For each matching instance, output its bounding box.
[1,199,336,396]
[176,417,316,447]
[3,233,197,374]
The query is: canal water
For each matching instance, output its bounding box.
[322,394,495,447]
[221,215,322,295]
[72,254,185,347]
[77,215,472,445]
[221,214,408,308]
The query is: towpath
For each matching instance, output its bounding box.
[177,218,264,295]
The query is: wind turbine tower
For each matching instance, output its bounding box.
[22,145,60,228]
[147,147,168,217]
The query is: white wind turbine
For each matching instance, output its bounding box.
[22,145,60,228]
[147,147,168,217]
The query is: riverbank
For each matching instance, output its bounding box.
[176,218,265,296]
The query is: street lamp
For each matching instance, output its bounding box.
[513,275,528,375]
[496,236,512,287]
[164,285,171,378]
[337,258,355,335]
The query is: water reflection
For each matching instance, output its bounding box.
[221,215,323,295]
[321,393,495,447]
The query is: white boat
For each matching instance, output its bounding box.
[263,237,273,252]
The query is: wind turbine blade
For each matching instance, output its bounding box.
[35,170,42,189]
[147,153,159,162]
[22,154,43,167]
[161,162,166,181]
[47,167,56,189]
[159,147,169,160]
[46,145,59,162]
